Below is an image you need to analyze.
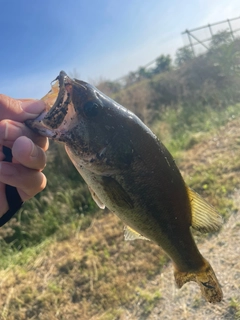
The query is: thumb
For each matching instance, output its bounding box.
[0,95,45,122]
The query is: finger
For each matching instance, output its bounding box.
[0,162,47,201]
[0,119,49,151]
[0,95,46,122]
[12,136,46,170]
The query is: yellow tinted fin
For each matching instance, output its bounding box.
[187,187,222,233]
[124,226,150,241]
[174,257,223,303]
[88,186,105,209]
[41,81,59,108]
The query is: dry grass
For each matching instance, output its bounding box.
[0,214,166,320]
[179,117,240,216]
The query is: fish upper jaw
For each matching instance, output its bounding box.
[25,71,78,140]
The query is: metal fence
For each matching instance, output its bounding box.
[114,17,240,84]
[182,16,240,55]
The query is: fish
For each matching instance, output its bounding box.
[26,71,223,303]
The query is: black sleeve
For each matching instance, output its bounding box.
[0,146,23,227]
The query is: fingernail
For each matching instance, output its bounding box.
[21,100,46,115]
[0,162,17,175]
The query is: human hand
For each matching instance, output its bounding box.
[0,94,48,218]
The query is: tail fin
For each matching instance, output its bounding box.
[174,258,223,303]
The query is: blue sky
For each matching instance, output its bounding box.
[1,0,240,98]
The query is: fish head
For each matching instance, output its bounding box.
[26,71,138,170]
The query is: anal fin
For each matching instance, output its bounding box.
[124,226,150,241]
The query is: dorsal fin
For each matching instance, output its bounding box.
[124,226,150,241]
[187,187,222,233]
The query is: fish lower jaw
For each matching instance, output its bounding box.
[25,119,63,139]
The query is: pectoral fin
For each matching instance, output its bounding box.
[88,186,105,209]
[124,226,150,241]
[187,187,222,233]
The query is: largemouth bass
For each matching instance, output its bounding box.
[26,71,223,303]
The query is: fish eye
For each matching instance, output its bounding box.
[83,101,100,118]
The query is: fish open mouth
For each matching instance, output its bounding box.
[25,71,76,139]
